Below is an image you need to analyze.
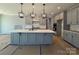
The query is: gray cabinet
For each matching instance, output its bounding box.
[43,33,52,44]
[63,30,79,48]
[64,31,72,43]
[63,31,67,41]
[20,33,27,45]
[67,8,77,24]
[72,32,79,48]
[71,8,77,24]
[67,31,72,43]
[27,33,36,44]
[11,33,19,45]
[77,7,79,24]
[67,10,72,24]
[11,33,53,45]
[36,33,43,44]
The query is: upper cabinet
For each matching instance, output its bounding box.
[67,10,72,24]
[67,8,78,25]
[71,8,77,24]
[67,7,78,25]
[77,7,79,24]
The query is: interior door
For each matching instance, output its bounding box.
[57,19,62,36]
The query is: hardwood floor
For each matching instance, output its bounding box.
[0,35,79,55]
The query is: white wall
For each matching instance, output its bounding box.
[0,14,54,34]
[0,16,1,33]
[1,15,25,34]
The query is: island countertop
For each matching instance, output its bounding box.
[11,29,56,33]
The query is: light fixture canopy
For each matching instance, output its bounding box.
[18,3,24,18]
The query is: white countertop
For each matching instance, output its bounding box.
[11,29,56,33]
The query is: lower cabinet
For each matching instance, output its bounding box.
[63,31,72,43]
[11,33,19,45]
[64,30,79,48]
[20,33,27,45]
[36,33,43,44]
[27,33,36,45]
[67,31,72,44]
[43,33,52,44]
[72,33,79,48]
[11,33,53,45]
[63,31,67,41]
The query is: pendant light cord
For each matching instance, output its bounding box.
[43,3,45,14]
[32,3,35,14]
[21,3,23,12]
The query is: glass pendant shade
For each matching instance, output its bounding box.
[18,3,24,18]
[42,3,47,18]
[31,3,36,18]
[18,12,24,18]
[42,13,47,18]
[31,13,35,18]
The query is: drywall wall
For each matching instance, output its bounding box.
[0,15,2,33]
[0,14,54,34]
[1,15,25,34]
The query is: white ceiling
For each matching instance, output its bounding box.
[0,3,76,15]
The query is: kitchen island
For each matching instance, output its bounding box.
[10,30,56,45]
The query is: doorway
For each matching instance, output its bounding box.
[57,19,63,37]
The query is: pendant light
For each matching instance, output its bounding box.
[42,3,47,19]
[30,3,36,18]
[18,3,24,18]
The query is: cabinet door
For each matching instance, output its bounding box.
[43,33,52,44]
[67,31,72,43]
[20,33,27,45]
[64,31,72,43]
[67,10,72,24]
[63,31,67,41]
[27,33,36,45]
[73,33,79,48]
[71,8,77,24]
[11,33,14,44]
[36,33,43,44]
[11,33,19,45]
[77,7,79,24]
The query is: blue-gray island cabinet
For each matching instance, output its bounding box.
[10,30,56,45]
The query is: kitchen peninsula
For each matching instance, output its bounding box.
[10,30,56,45]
